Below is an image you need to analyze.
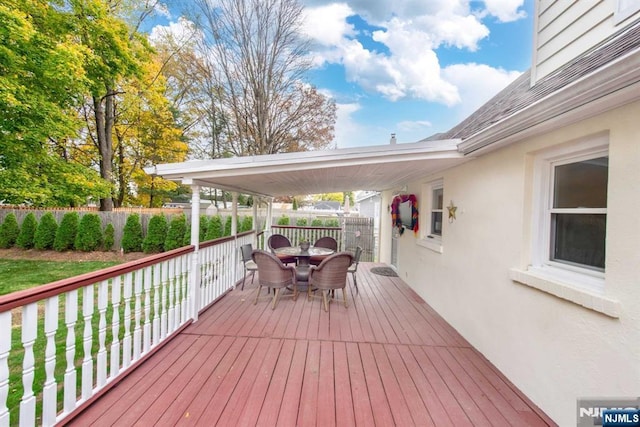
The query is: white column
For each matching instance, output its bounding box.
[189,183,201,321]
[252,198,258,247]
[231,192,238,236]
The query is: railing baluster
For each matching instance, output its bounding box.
[81,285,94,400]
[19,302,37,426]
[122,272,133,369]
[168,259,175,334]
[152,264,161,346]
[110,276,121,378]
[0,311,10,426]
[42,297,59,427]
[161,261,168,339]
[133,269,143,361]
[63,290,78,413]
[143,266,152,353]
[96,280,108,389]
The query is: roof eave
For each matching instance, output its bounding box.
[458,48,640,155]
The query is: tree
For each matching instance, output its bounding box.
[75,213,103,251]
[121,213,143,252]
[34,212,58,250]
[0,213,20,248]
[54,212,79,251]
[143,214,167,253]
[0,0,112,206]
[16,213,37,249]
[165,214,187,251]
[191,0,336,157]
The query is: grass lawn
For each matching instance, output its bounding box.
[0,259,119,296]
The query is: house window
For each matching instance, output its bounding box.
[550,157,607,270]
[430,186,444,237]
[530,134,608,291]
[418,179,443,253]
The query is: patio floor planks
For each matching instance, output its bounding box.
[65,263,556,426]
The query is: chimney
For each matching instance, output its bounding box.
[390,133,396,144]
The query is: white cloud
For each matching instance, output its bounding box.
[149,18,199,46]
[397,120,433,132]
[300,1,525,106]
[442,62,521,119]
[482,0,527,22]
[302,3,356,45]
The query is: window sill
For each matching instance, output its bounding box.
[509,267,620,318]
[417,237,443,253]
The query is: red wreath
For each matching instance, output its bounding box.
[391,194,419,236]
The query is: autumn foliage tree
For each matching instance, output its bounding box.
[191,0,336,157]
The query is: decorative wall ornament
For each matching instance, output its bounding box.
[447,200,457,223]
[391,194,419,236]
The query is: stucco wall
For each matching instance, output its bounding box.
[395,101,640,425]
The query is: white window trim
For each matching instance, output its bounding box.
[511,133,619,317]
[417,179,443,253]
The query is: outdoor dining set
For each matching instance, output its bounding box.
[239,234,362,312]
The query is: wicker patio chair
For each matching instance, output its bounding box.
[267,233,296,265]
[252,249,298,309]
[347,246,363,293]
[239,243,258,290]
[309,236,338,266]
[308,252,353,312]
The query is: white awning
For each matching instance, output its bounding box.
[145,139,467,197]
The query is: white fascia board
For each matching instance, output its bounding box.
[148,139,462,180]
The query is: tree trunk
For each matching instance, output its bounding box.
[95,89,115,211]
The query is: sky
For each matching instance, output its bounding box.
[152,0,534,149]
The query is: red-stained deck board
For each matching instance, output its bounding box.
[64,263,556,427]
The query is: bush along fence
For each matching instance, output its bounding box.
[0,210,352,253]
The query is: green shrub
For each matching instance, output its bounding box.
[165,214,187,251]
[103,223,115,251]
[295,217,308,226]
[75,213,103,252]
[16,213,37,249]
[0,213,20,248]
[277,215,290,225]
[311,218,323,227]
[240,216,253,232]
[54,212,79,251]
[183,222,192,246]
[205,215,223,240]
[34,212,58,250]
[224,216,233,236]
[325,218,340,227]
[143,214,167,253]
[199,215,209,242]
[122,214,143,253]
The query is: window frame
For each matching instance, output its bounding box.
[615,0,640,24]
[530,135,608,292]
[418,179,444,253]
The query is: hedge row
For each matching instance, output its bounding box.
[0,212,256,254]
[1,212,338,254]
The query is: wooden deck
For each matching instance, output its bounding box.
[65,263,556,426]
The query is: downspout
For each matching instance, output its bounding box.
[188,182,201,321]
[252,197,258,247]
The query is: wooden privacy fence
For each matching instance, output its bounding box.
[270,216,375,262]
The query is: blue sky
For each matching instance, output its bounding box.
[153,0,534,148]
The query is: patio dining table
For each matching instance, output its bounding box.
[274,246,334,291]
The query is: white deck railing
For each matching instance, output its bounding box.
[0,231,256,427]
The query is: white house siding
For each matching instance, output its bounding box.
[533,0,639,83]
[396,100,640,426]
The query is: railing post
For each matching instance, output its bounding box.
[189,183,201,321]
[0,311,10,426]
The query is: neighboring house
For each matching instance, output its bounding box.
[384,3,640,425]
[311,201,341,211]
[355,191,381,219]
